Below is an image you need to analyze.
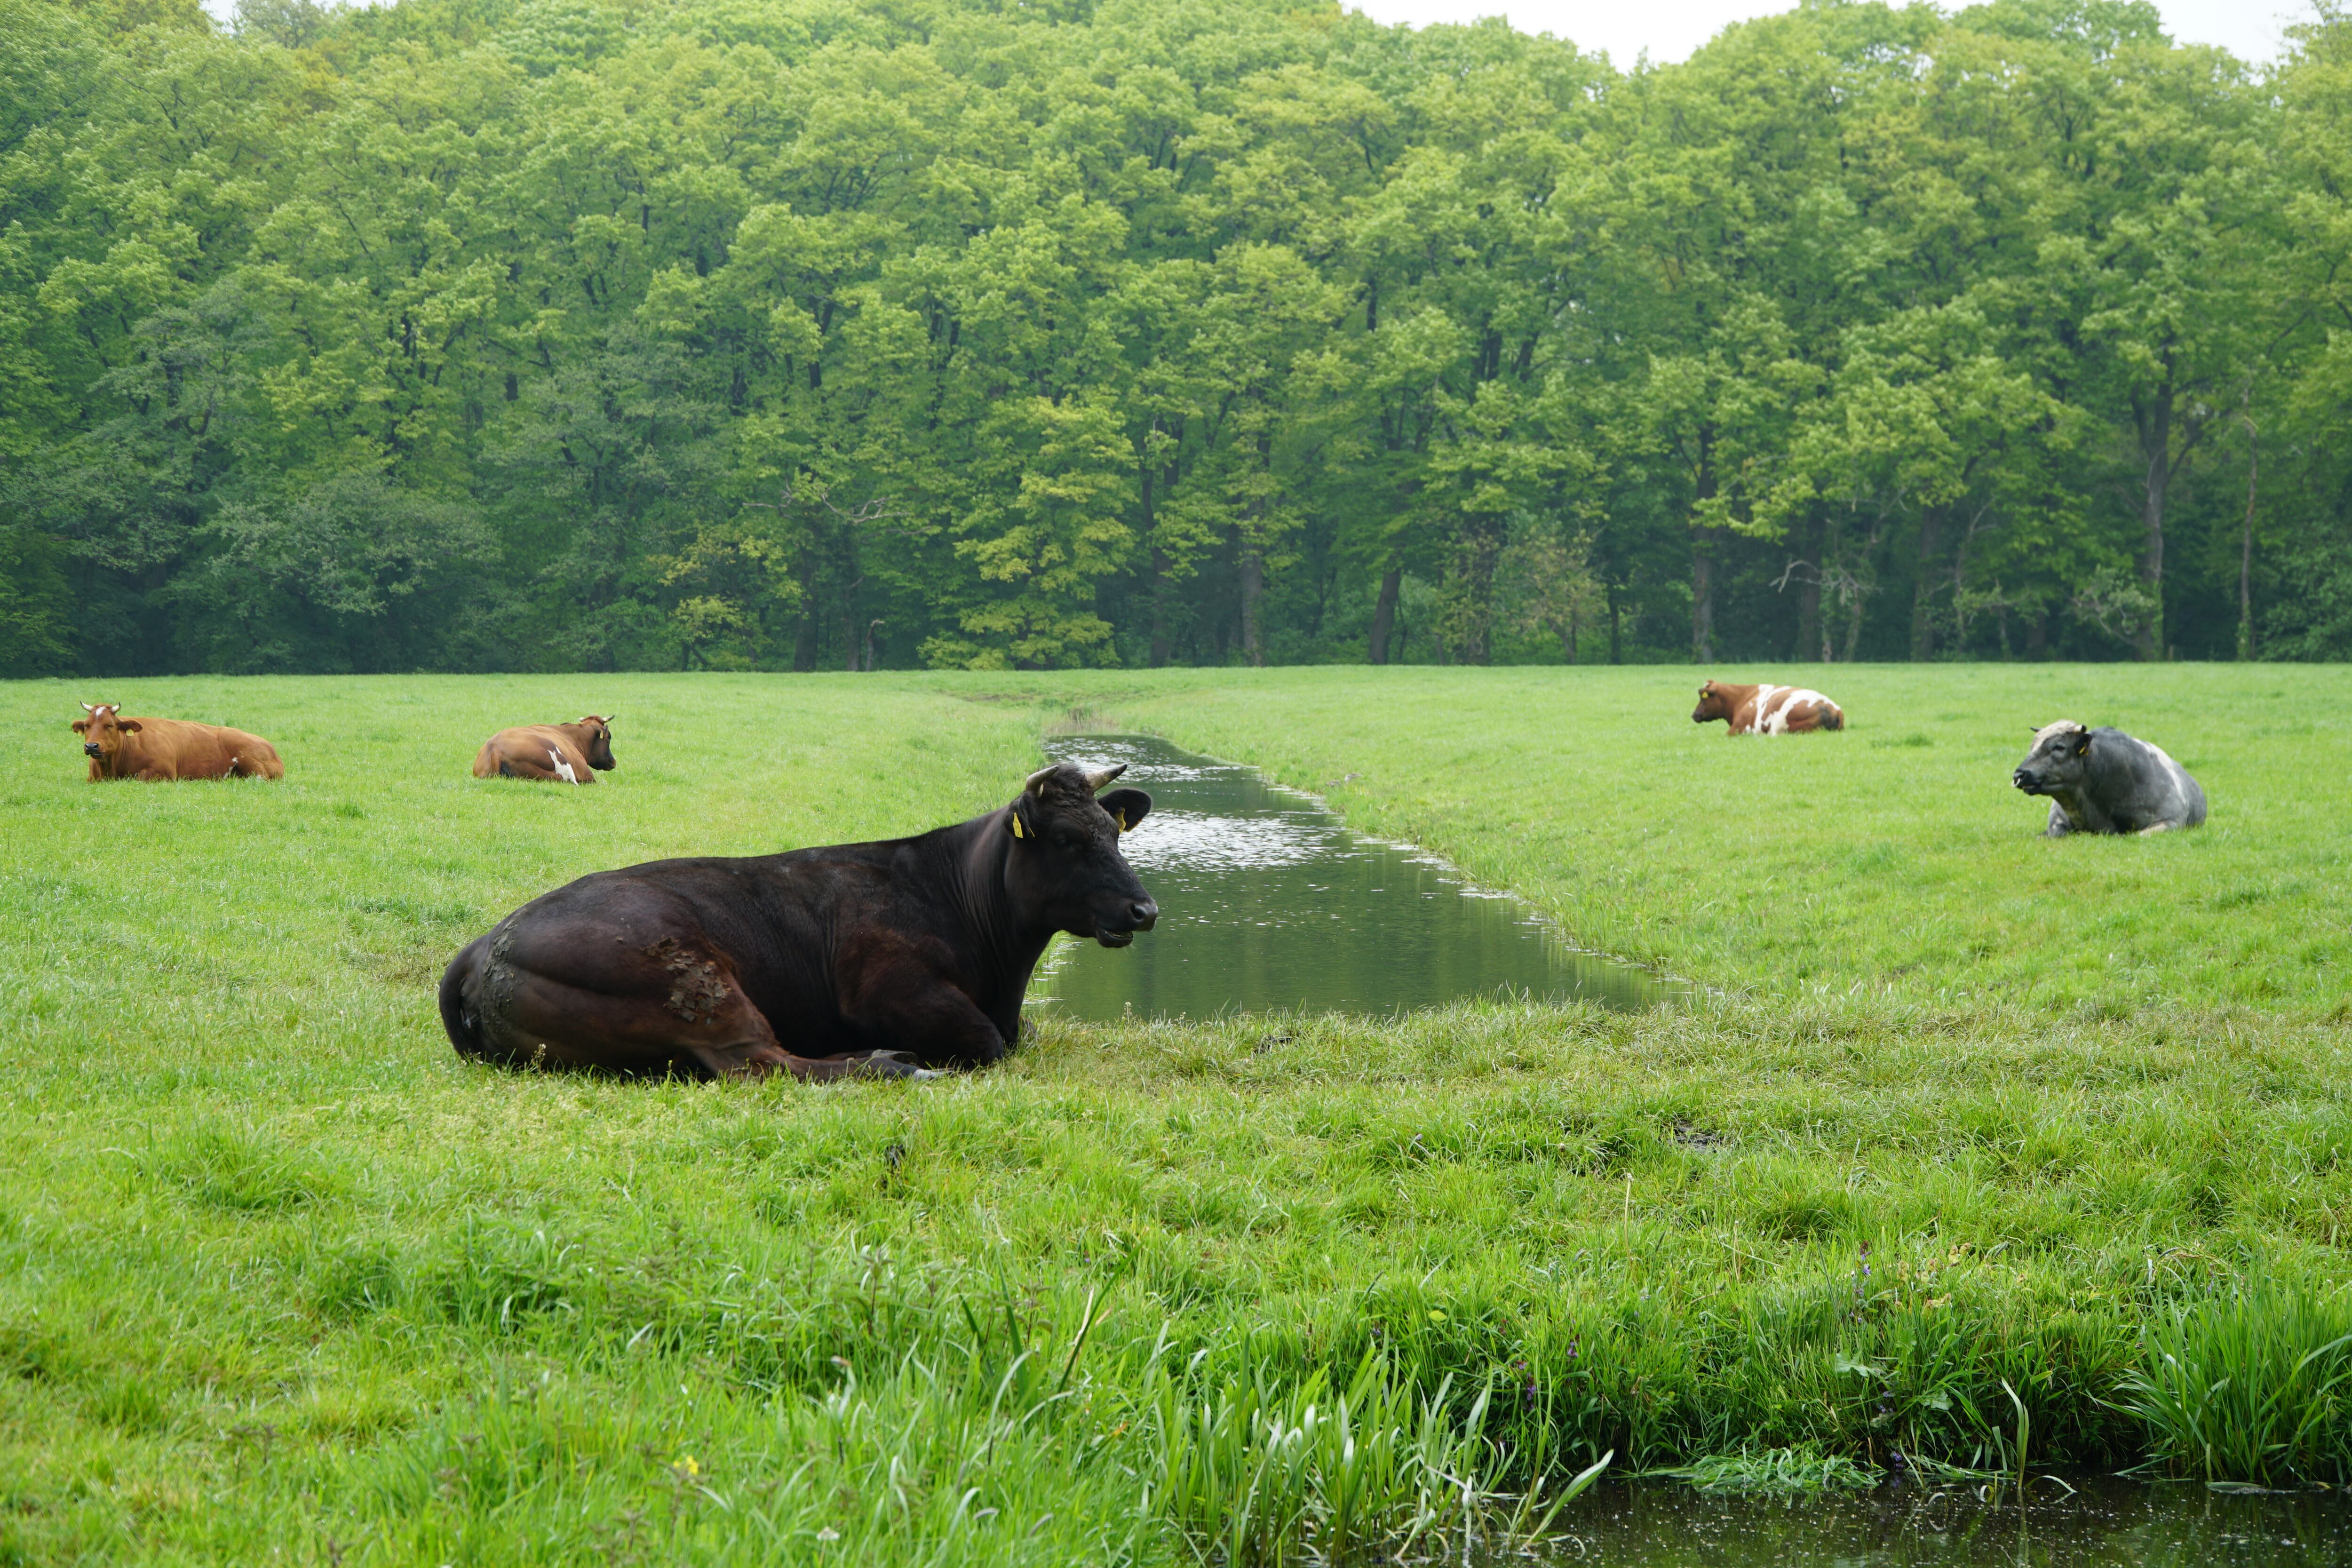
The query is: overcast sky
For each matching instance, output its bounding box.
[1346,0,2303,64]
[197,0,2307,67]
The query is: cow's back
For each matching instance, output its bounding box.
[2087,728,2205,833]
[118,717,282,780]
[212,725,284,779]
[475,725,592,781]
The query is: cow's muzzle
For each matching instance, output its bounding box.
[83,743,101,758]
[1096,898,1158,947]
[2012,769,2040,792]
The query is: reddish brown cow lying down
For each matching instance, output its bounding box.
[1692,680,1845,735]
[473,716,616,784]
[71,701,285,781]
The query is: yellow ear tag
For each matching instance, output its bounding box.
[1115,810,1128,831]
[1011,811,1025,838]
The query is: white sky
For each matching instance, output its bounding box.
[1347,0,2305,65]
[197,0,2306,66]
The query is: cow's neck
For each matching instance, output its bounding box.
[950,814,1057,1027]
[2047,785,2104,832]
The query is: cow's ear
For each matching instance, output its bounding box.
[2074,731,2091,756]
[1098,787,1151,833]
[70,720,88,734]
[118,719,142,733]
[1008,801,1031,840]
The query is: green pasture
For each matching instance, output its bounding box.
[2,667,2348,1564]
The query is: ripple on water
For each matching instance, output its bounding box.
[1029,732,1671,1021]
[1541,1477,2352,1566]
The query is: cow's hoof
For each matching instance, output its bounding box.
[856,1050,941,1082]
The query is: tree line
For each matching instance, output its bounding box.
[3,0,2349,676]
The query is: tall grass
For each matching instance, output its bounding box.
[1645,1447,1880,1494]
[1139,1347,1609,1565]
[2117,1285,2352,1486]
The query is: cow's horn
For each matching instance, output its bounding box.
[1024,765,1059,794]
[81,702,96,713]
[1085,764,1128,792]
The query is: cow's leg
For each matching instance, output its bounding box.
[836,961,1012,1071]
[2043,801,2074,838]
[493,750,564,781]
[454,925,927,1082]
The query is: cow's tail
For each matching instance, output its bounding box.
[439,939,492,1061]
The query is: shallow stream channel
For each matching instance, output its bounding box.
[1539,1475,2352,1565]
[1027,732,1672,1020]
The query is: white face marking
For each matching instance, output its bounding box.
[2032,719,2085,748]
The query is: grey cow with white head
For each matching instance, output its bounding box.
[2011,720,2207,837]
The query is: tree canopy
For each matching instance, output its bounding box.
[2,0,2345,675]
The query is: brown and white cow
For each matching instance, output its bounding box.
[71,702,284,781]
[472,716,616,784]
[1692,680,1845,736]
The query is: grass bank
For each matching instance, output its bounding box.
[3,668,2347,1564]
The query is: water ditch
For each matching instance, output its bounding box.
[1536,1475,2352,1565]
[1027,732,1674,1021]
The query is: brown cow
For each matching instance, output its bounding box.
[71,702,284,781]
[473,716,616,784]
[1692,680,1845,736]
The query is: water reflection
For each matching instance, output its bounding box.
[1542,1478,2352,1566]
[1029,733,1669,1021]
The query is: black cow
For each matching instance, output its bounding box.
[2011,720,2207,837]
[438,762,1156,1081]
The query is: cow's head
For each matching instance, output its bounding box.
[1692,681,1733,724]
[1004,762,1158,947]
[2013,720,2091,796]
[70,702,141,766]
[574,715,617,771]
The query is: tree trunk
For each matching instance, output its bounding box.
[1910,505,1945,662]
[2134,386,2172,662]
[2027,605,2049,661]
[1141,449,1169,668]
[1608,586,1622,666]
[1564,602,1579,665]
[1691,537,1716,663]
[1239,432,1270,667]
[1794,526,1821,663]
[1817,510,1843,662]
[1367,564,1401,664]
[1689,422,1716,663]
[793,608,817,673]
[1839,518,1884,665]
[2239,411,2258,661]
[1238,547,1265,667]
[1456,517,1506,665]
